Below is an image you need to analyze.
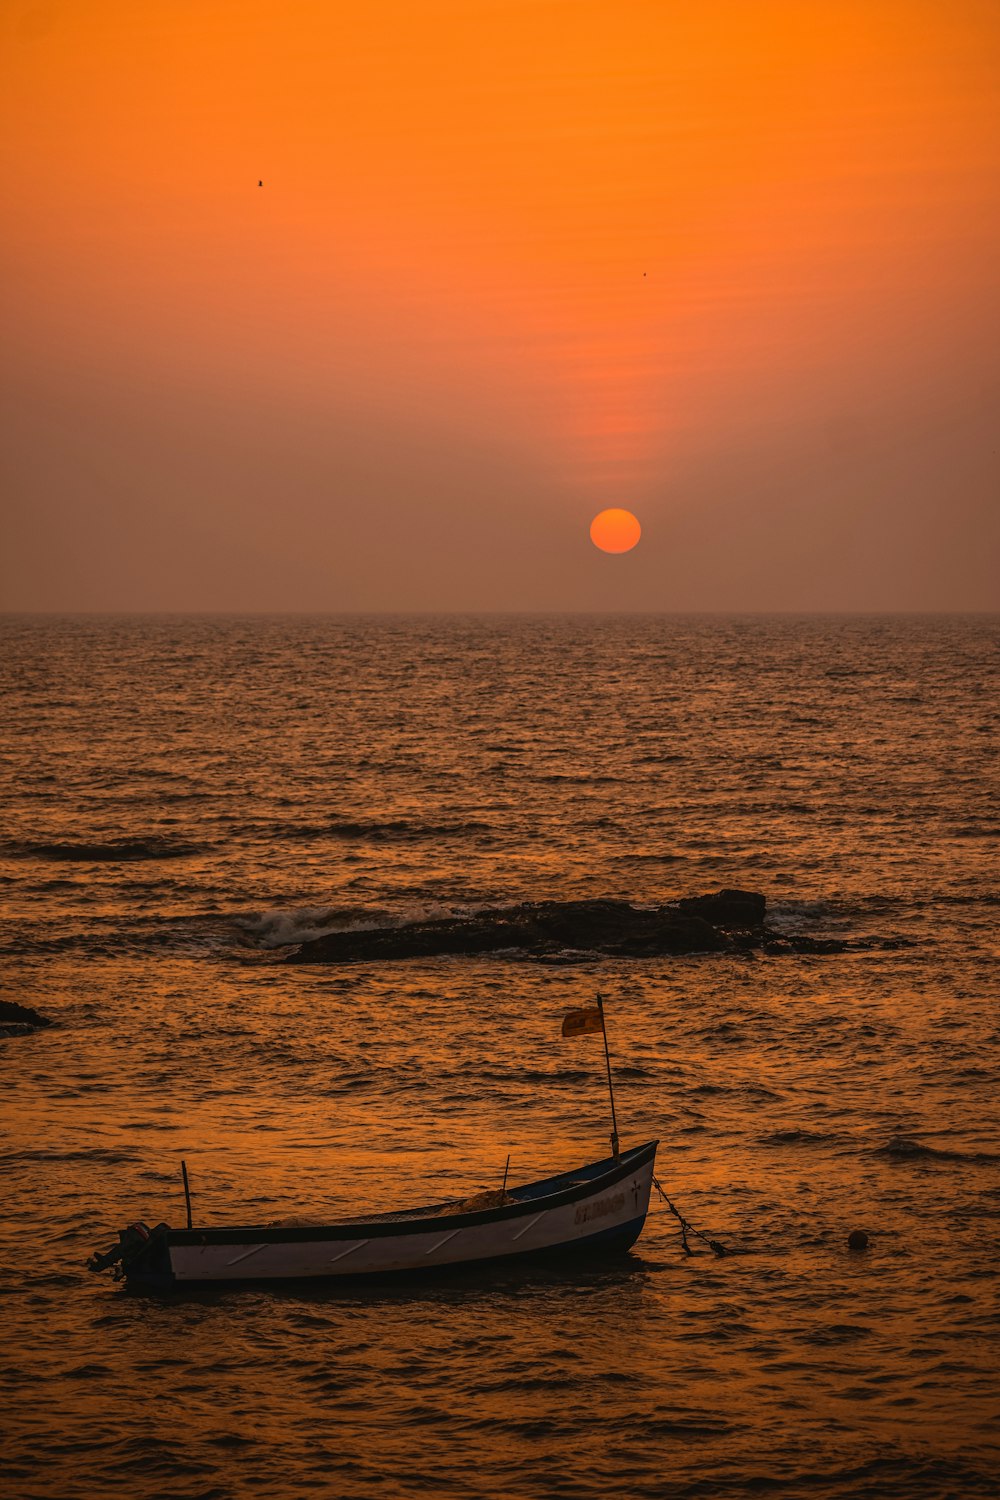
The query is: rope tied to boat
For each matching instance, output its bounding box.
[651,1175,729,1257]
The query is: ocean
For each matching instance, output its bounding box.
[1,613,997,1499]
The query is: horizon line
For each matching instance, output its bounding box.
[1,608,998,620]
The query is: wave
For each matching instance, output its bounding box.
[8,837,202,862]
[7,819,494,863]
[873,1134,1000,1164]
[613,852,684,864]
[768,899,836,922]
[536,773,623,784]
[233,905,405,949]
[0,1146,142,1164]
[757,1129,835,1147]
[258,817,493,843]
[772,892,999,924]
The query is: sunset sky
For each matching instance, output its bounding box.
[2,0,998,611]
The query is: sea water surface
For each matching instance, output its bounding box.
[1,614,997,1499]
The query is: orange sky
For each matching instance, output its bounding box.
[2,0,998,609]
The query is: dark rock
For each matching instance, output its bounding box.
[280,888,898,965]
[0,999,52,1034]
[678,888,767,926]
[847,1229,870,1251]
[287,898,730,965]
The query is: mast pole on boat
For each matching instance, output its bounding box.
[597,994,620,1160]
[181,1159,193,1230]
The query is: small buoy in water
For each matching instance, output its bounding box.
[847,1229,869,1251]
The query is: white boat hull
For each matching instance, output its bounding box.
[170,1157,654,1282]
[88,1141,658,1288]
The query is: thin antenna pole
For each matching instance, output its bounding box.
[501,1153,510,1201]
[181,1159,193,1230]
[597,995,620,1159]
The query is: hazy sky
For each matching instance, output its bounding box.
[2,0,998,611]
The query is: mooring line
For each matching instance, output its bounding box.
[651,1174,730,1257]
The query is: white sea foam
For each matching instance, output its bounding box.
[234,907,361,948]
[233,900,478,949]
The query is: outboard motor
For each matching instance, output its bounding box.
[87,1222,167,1280]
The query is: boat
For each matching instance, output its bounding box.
[86,1138,658,1288]
[87,995,660,1289]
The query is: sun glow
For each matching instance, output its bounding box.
[590,509,641,554]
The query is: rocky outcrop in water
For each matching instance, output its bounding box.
[677,889,766,926]
[285,888,891,965]
[287,898,729,964]
[0,999,52,1036]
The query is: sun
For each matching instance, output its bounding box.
[590,508,641,553]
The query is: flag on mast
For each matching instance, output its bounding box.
[561,1005,604,1038]
[561,997,619,1159]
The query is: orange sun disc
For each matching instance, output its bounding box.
[590,508,641,553]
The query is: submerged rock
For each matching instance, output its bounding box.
[0,999,52,1035]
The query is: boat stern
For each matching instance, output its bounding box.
[87,1221,174,1286]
